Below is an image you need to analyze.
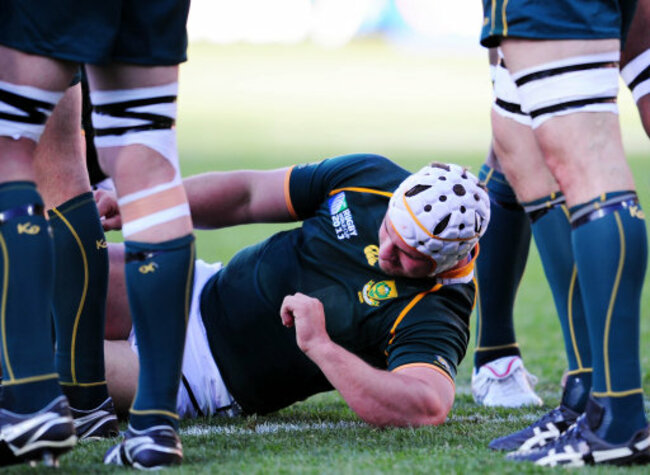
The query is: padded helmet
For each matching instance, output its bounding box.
[387,162,490,275]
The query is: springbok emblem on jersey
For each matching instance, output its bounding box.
[358,279,397,306]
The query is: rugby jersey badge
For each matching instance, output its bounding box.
[364,245,379,266]
[328,192,358,240]
[358,279,397,306]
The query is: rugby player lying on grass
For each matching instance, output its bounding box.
[97,153,490,427]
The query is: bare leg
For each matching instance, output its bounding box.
[502,37,647,445]
[86,64,194,432]
[104,341,138,419]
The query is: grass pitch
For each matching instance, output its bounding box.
[8,40,650,473]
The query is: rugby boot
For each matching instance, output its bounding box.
[507,414,650,467]
[70,397,119,440]
[0,395,77,467]
[489,404,580,452]
[104,424,183,470]
[472,356,543,408]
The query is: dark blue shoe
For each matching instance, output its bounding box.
[70,397,119,440]
[0,395,77,467]
[104,424,182,470]
[489,404,580,452]
[507,415,650,467]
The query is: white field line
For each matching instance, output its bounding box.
[181,421,364,436]
[180,413,541,437]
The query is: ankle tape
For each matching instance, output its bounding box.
[571,192,639,229]
[0,203,45,225]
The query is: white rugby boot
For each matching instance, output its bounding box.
[472,356,543,408]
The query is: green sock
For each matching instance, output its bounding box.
[474,165,530,367]
[523,194,592,383]
[126,234,195,430]
[0,181,61,413]
[49,191,109,409]
[571,191,647,442]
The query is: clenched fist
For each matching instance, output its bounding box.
[280,293,331,355]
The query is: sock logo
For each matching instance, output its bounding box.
[17,222,40,235]
[629,205,645,220]
[96,239,108,249]
[139,262,158,274]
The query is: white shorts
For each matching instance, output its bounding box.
[128,259,240,419]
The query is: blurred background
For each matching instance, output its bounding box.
[164,0,648,393]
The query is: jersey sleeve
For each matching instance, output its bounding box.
[384,284,475,380]
[287,153,402,219]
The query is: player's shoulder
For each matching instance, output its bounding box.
[321,153,409,190]
[328,153,406,174]
[396,277,475,319]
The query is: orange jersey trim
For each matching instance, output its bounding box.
[329,187,393,198]
[392,362,455,388]
[388,283,442,345]
[284,166,298,220]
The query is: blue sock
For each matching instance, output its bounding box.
[49,192,109,410]
[561,372,592,413]
[126,234,195,430]
[0,181,61,413]
[523,193,592,409]
[474,165,530,367]
[571,191,647,442]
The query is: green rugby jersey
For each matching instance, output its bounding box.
[200,154,475,415]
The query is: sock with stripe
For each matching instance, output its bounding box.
[49,191,110,410]
[474,165,530,367]
[0,181,61,413]
[522,193,592,413]
[571,191,647,443]
[126,234,195,431]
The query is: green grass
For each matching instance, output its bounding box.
[9,40,650,473]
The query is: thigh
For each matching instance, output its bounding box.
[490,110,558,202]
[33,83,91,208]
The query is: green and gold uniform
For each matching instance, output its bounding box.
[201,154,476,415]
[481,0,638,48]
[0,0,190,65]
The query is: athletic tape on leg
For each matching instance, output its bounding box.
[118,182,189,238]
[492,51,531,126]
[511,52,620,128]
[90,83,180,174]
[0,80,63,141]
[621,49,650,103]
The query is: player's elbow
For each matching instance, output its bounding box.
[410,395,451,427]
[358,395,451,428]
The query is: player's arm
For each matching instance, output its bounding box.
[183,168,294,229]
[280,293,454,427]
[96,167,294,230]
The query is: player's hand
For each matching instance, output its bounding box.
[94,189,122,231]
[280,293,331,354]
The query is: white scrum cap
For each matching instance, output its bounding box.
[387,163,490,275]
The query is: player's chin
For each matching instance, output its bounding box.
[378,260,403,277]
